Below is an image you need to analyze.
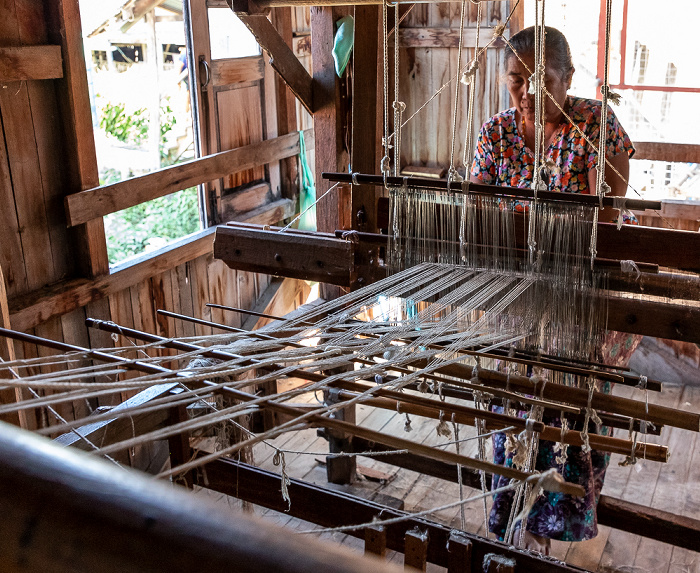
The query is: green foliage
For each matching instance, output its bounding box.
[99,102,149,145]
[104,187,200,264]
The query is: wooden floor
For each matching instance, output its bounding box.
[200,381,700,573]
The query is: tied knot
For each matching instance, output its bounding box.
[392,100,406,113]
[620,259,642,279]
[601,85,622,105]
[447,167,463,187]
[493,24,506,38]
[380,155,391,174]
[460,60,479,85]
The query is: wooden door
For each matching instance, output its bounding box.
[187,0,279,225]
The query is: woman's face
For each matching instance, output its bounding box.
[505,52,572,124]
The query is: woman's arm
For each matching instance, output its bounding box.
[587,151,630,223]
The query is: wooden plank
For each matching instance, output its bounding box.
[634,141,700,164]
[399,27,501,48]
[1,424,403,573]
[365,525,387,558]
[238,197,295,224]
[211,55,265,86]
[216,85,266,190]
[233,2,314,114]
[65,129,313,227]
[447,531,472,573]
[205,459,591,572]
[351,5,379,233]
[271,7,299,200]
[8,229,216,333]
[46,0,109,277]
[0,45,62,81]
[214,226,352,284]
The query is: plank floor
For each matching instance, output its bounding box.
[203,382,700,573]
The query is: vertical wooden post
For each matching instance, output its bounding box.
[365,524,387,558]
[324,388,356,484]
[447,531,473,573]
[311,5,349,300]
[271,7,299,201]
[351,5,379,234]
[47,0,110,278]
[404,527,429,572]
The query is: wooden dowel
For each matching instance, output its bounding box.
[0,324,583,495]
[334,390,669,463]
[0,421,402,573]
[322,172,662,211]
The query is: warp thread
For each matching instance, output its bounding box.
[273,448,292,511]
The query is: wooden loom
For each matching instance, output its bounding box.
[1,1,700,572]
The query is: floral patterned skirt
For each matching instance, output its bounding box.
[489,332,641,542]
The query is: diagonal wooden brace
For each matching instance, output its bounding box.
[229,0,314,114]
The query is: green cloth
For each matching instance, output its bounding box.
[332,15,354,77]
[297,130,316,231]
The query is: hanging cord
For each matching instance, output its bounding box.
[461,1,482,175]
[527,0,546,267]
[381,0,392,181]
[392,1,406,176]
[451,414,466,531]
[590,0,614,268]
[447,0,469,185]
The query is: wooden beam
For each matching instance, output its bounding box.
[633,141,700,164]
[0,265,22,428]
[9,199,294,333]
[231,0,314,114]
[203,458,591,572]
[64,129,314,227]
[47,0,110,277]
[0,423,401,573]
[347,437,700,553]
[214,226,352,284]
[211,55,265,86]
[0,46,63,81]
[404,528,429,572]
[351,5,379,233]
[399,27,502,49]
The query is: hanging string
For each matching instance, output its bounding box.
[590,0,614,268]
[381,0,392,178]
[393,1,405,176]
[447,0,469,184]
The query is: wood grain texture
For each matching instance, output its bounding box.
[211,55,265,85]
[399,27,501,48]
[634,141,700,163]
[214,225,352,284]
[235,9,314,114]
[0,45,62,81]
[65,129,313,226]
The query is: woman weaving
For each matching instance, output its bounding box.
[469,26,638,553]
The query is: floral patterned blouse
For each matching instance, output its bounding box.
[470,96,635,214]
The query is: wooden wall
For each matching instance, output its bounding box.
[398,2,514,172]
[0,0,306,438]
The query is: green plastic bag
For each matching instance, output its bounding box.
[333,15,354,77]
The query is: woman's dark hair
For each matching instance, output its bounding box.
[506,26,574,80]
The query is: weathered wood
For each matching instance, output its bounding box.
[351,5,379,233]
[47,0,110,277]
[233,1,314,114]
[0,265,22,427]
[0,422,401,573]
[65,129,314,227]
[214,225,352,284]
[484,554,516,573]
[447,531,473,573]
[0,45,62,81]
[634,141,700,164]
[203,458,592,572]
[399,27,501,48]
[404,528,429,571]
[54,383,178,450]
[211,55,265,86]
[8,229,216,332]
[271,7,300,200]
[365,524,388,558]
